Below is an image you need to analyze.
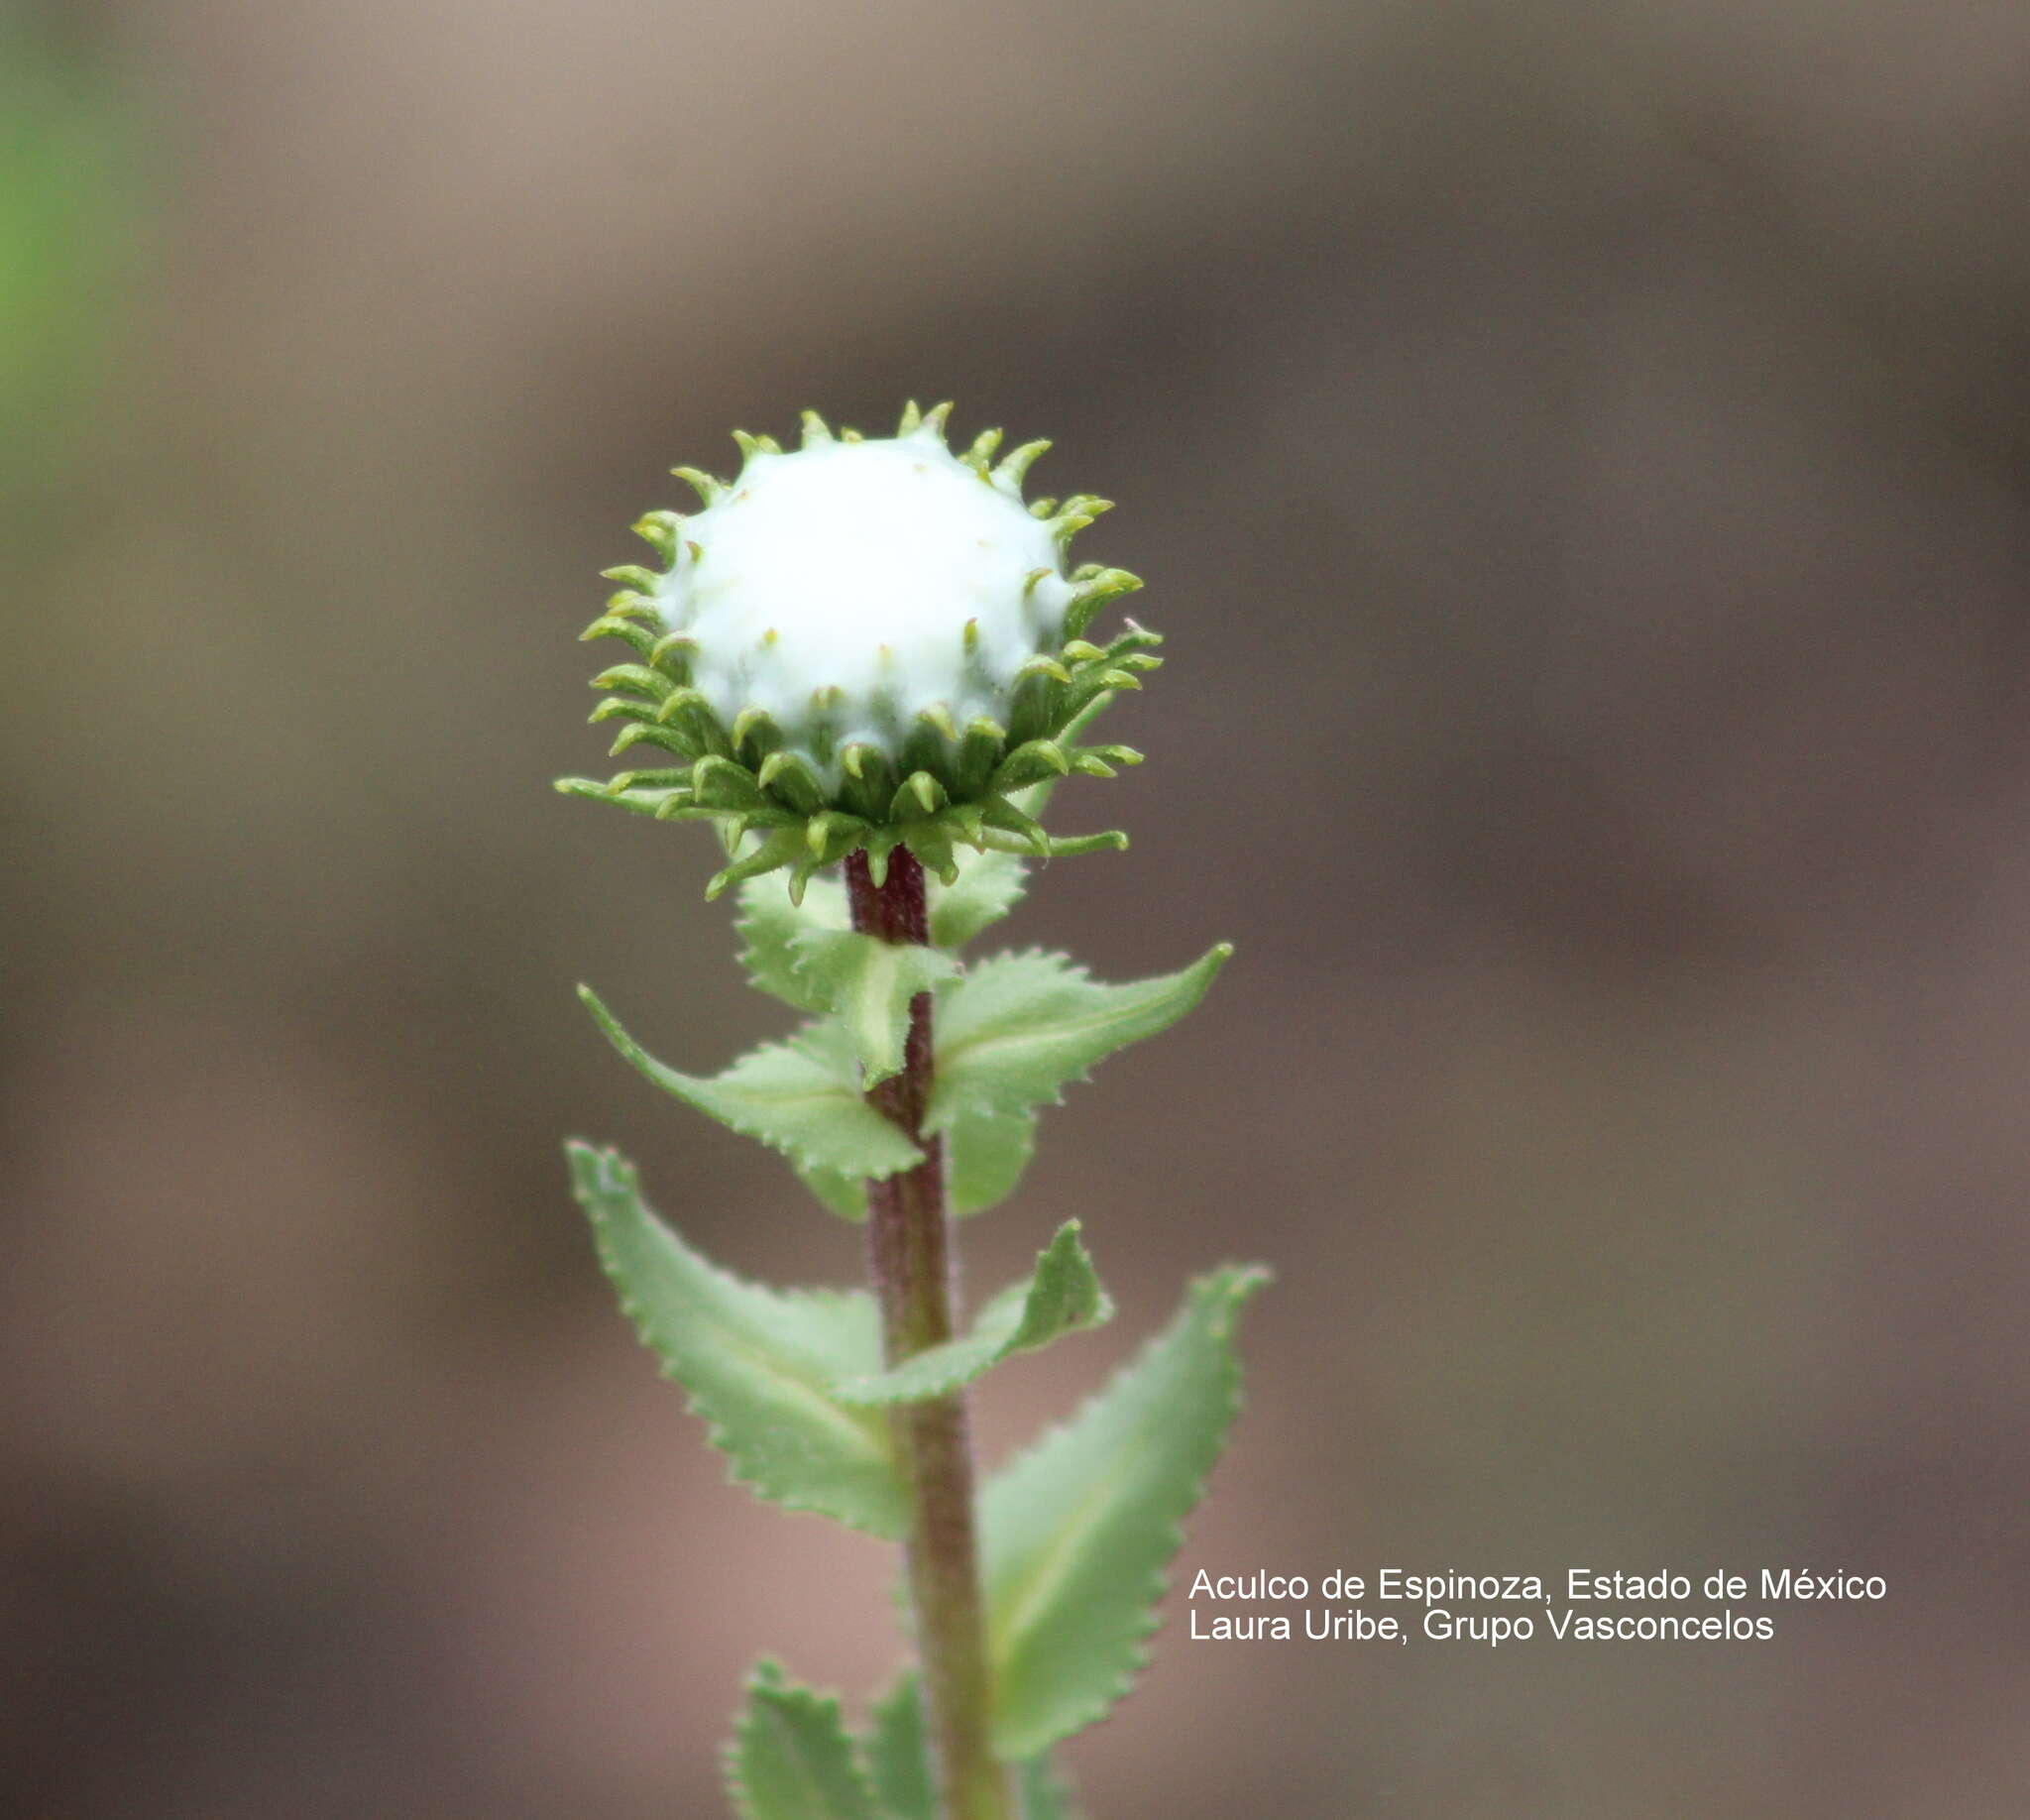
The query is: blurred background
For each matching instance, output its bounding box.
[6,1,2029,1813]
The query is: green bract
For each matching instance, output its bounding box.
[558,402,1155,900]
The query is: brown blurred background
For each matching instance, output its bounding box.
[6,1,2030,1814]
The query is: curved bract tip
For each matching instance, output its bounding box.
[566,405,1155,898]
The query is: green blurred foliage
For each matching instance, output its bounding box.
[1,9,133,488]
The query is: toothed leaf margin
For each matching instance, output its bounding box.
[833,1221,1111,1406]
[579,985,923,1182]
[927,945,1232,1135]
[727,1660,880,1820]
[567,1144,906,1538]
[981,1266,1269,1758]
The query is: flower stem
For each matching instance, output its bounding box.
[846,846,1009,1820]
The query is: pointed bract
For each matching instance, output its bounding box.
[996,439,1051,488]
[567,406,1158,895]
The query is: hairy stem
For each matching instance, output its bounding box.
[846,846,1009,1820]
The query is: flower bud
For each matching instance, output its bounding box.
[562,405,1156,898]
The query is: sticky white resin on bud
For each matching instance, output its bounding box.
[650,425,1077,775]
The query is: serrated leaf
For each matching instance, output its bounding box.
[926,946,1232,1136]
[727,1659,880,1820]
[737,873,850,1010]
[737,874,959,1085]
[981,1265,1269,1758]
[1015,1757,1080,1820]
[795,1104,1037,1223]
[792,1158,869,1222]
[858,1673,1074,1820]
[833,1222,1111,1406]
[790,930,959,1085]
[579,986,923,1181]
[566,1143,906,1537]
[861,1674,934,1820]
[928,848,1030,947]
[947,1105,1038,1217]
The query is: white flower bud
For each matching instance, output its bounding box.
[567,406,1151,895]
[650,423,1076,778]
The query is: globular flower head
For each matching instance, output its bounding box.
[561,404,1159,900]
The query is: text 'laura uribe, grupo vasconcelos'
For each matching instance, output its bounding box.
[1184,1567,1887,1645]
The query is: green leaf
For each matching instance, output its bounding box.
[737,873,959,1085]
[928,848,1030,947]
[833,1222,1111,1406]
[861,1674,934,1820]
[0,15,133,455]
[727,1660,880,1820]
[566,1143,907,1537]
[946,1106,1038,1217]
[792,1158,869,1223]
[736,873,849,1010]
[1015,1757,1081,1820]
[857,1674,1077,1820]
[579,986,923,1181]
[794,1104,1038,1223]
[926,946,1232,1135]
[790,930,959,1085]
[981,1265,1270,1758]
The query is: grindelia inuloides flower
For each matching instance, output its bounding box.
[560,403,1158,899]
[557,403,1261,1820]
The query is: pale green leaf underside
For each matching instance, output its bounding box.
[1015,1757,1081,1820]
[737,873,959,1084]
[785,1103,1039,1223]
[728,1660,879,1820]
[579,985,923,1181]
[833,1221,1111,1406]
[861,1674,934,1820]
[744,850,1027,980]
[946,1105,1038,1217]
[981,1265,1269,1759]
[736,874,849,1011]
[928,848,1030,948]
[566,1143,907,1538]
[926,945,1233,1135]
[792,1158,870,1222]
[790,929,958,1084]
